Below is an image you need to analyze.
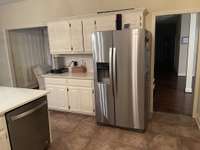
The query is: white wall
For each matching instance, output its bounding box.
[0,0,200,86]
[178,14,190,76]
[178,14,199,77]
[0,30,13,86]
[185,13,199,93]
[0,0,200,30]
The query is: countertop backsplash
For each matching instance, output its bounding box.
[63,55,93,73]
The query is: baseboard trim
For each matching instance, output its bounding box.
[185,87,192,93]
[178,73,186,77]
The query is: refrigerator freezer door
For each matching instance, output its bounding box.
[92,31,115,125]
[113,29,146,129]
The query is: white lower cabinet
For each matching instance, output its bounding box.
[46,85,68,111]
[80,88,94,114]
[0,131,10,150]
[68,87,94,114]
[45,78,94,115]
[0,117,11,150]
[67,87,81,112]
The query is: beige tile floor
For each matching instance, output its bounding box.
[48,111,200,150]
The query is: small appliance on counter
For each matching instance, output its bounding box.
[71,66,87,73]
[51,56,68,74]
[50,68,68,74]
[70,60,87,73]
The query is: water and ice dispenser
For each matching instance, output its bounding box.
[96,63,110,84]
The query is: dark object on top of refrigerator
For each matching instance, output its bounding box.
[92,29,151,131]
[116,14,122,30]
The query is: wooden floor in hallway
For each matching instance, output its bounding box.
[154,72,193,115]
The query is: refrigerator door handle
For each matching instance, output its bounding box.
[113,47,117,95]
[109,47,114,94]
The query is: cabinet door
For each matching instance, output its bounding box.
[48,21,71,54]
[82,18,96,53]
[122,12,143,29]
[46,85,68,111]
[69,19,84,52]
[95,15,116,31]
[0,131,10,150]
[80,88,94,114]
[68,87,81,112]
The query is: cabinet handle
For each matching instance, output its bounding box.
[67,88,69,92]
[69,23,71,27]
[68,105,71,109]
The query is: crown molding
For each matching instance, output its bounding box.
[0,0,24,5]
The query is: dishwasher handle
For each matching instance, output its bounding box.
[10,101,47,121]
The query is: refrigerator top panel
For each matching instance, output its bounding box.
[92,31,113,63]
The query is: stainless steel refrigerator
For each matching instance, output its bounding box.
[92,29,151,131]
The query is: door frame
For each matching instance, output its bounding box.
[150,9,200,118]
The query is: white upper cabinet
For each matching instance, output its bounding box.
[69,19,84,53]
[48,21,71,54]
[47,9,145,54]
[95,15,116,31]
[82,18,96,53]
[122,12,144,29]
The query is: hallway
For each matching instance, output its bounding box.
[154,73,193,115]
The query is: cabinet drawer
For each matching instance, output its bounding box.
[67,79,93,87]
[45,78,67,85]
[0,117,4,131]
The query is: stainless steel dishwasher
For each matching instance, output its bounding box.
[6,96,50,150]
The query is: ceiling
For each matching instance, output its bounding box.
[0,0,24,5]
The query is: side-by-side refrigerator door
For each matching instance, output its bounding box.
[113,29,146,130]
[92,31,115,125]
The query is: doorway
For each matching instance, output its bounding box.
[153,14,199,115]
[8,27,51,88]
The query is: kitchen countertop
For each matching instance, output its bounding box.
[42,72,94,80]
[0,87,48,115]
